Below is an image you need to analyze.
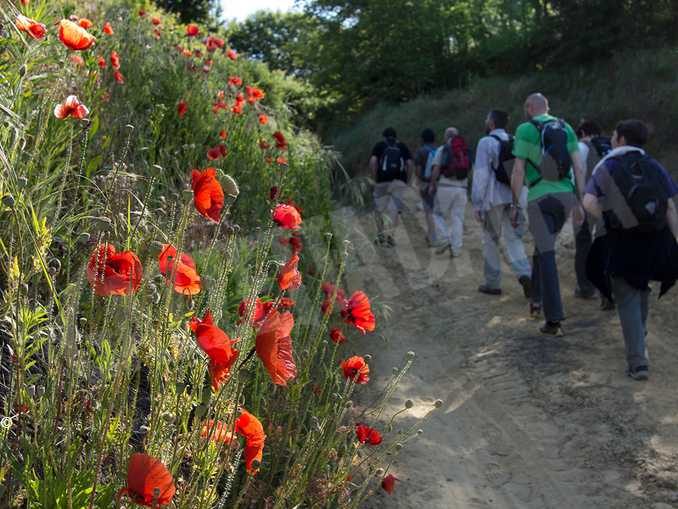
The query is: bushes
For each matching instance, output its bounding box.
[0,1,428,507]
[331,47,678,178]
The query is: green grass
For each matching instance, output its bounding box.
[331,47,678,178]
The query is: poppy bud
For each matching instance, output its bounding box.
[0,417,12,430]
[28,385,35,397]
[394,443,402,451]
[223,174,239,197]
[79,317,87,326]
[345,400,353,408]
[77,232,90,245]
[17,176,28,188]
[375,468,385,476]
[251,459,261,470]
[434,399,443,408]
[406,350,416,359]
[2,194,15,208]
[404,399,414,409]
[392,367,399,374]
[364,354,372,361]
[417,429,424,435]
[19,65,26,77]
[48,258,61,275]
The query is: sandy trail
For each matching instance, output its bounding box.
[333,185,678,509]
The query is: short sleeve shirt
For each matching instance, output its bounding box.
[513,114,579,202]
[371,140,413,162]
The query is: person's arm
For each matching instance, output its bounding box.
[583,193,602,219]
[368,155,378,182]
[471,138,491,216]
[667,198,678,240]
[571,150,586,202]
[406,158,415,184]
[511,158,525,206]
[429,164,440,194]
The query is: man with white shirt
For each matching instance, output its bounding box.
[472,110,532,297]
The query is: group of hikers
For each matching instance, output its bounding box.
[368,93,678,381]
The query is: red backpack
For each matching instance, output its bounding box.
[441,135,470,180]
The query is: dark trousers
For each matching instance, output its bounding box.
[574,218,596,295]
[528,193,576,323]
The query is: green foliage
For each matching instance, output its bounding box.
[155,0,219,23]
[331,46,678,177]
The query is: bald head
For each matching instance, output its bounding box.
[444,127,459,141]
[525,93,549,117]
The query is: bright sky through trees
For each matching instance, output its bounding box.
[221,0,295,20]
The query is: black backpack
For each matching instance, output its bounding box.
[604,152,669,234]
[590,136,612,158]
[378,138,405,182]
[530,118,573,184]
[489,134,515,186]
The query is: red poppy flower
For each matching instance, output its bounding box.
[273,131,288,150]
[235,409,266,475]
[177,99,188,119]
[330,328,346,344]
[78,18,93,30]
[321,282,347,315]
[153,28,161,39]
[340,355,370,384]
[382,474,397,494]
[276,156,288,166]
[278,254,302,291]
[226,49,237,60]
[21,0,29,5]
[15,15,46,40]
[272,204,302,230]
[193,49,203,59]
[113,70,125,84]
[189,310,239,391]
[86,243,142,297]
[278,297,295,310]
[203,59,213,73]
[258,114,269,125]
[238,298,274,328]
[355,423,382,445]
[70,54,85,66]
[191,167,224,222]
[259,139,270,150]
[206,144,228,161]
[97,56,107,69]
[181,48,192,58]
[110,51,121,70]
[212,101,227,114]
[219,129,228,140]
[246,86,266,104]
[138,9,146,17]
[255,310,297,386]
[158,244,201,296]
[201,419,234,445]
[186,24,200,37]
[151,16,161,26]
[54,95,89,120]
[58,19,96,50]
[118,453,176,507]
[228,76,243,87]
[102,21,114,35]
[341,291,376,334]
[205,35,225,52]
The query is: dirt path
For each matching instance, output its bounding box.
[332,185,678,509]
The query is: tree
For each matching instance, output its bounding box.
[155,0,219,23]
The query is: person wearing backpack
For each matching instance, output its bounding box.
[428,127,470,257]
[510,93,587,336]
[369,127,414,247]
[471,110,532,297]
[583,119,678,380]
[414,128,443,247]
[575,120,614,308]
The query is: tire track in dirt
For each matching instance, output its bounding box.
[335,186,678,508]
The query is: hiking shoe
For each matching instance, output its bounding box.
[574,288,597,300]
[435,244,451,255]
[478,285,502,296]
[451,249,462,258]
[386,235,395,247]
[374,234,388,247]
[600,297,615,311]
[627,365,649,381]
[540,321,564,336]
[518,276,532,300]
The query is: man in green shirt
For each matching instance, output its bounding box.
[510,93,586,335]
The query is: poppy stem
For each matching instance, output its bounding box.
[237,347,256,371]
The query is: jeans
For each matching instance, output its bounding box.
[611,277,650,370]
[528,193,576,323]
[574,217,596,295]
[482,204,531,289]
[434,178,467,253]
